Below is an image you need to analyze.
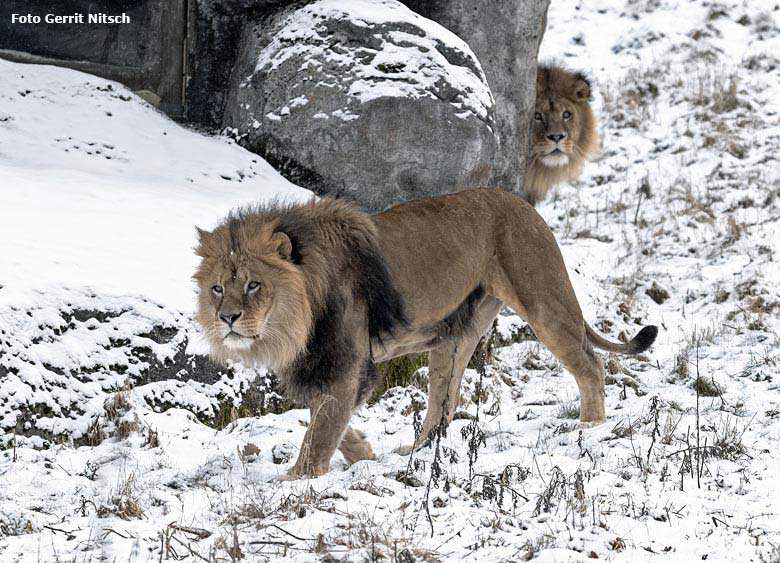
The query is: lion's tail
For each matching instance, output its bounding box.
[585,323,658,355]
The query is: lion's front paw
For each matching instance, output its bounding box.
[577,419,605,430]
[275,472,304,482]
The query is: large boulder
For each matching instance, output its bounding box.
[402,0,551,196]
[222,0,498,212]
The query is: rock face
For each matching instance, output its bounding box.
[0,0,188,116]
[222,0,498,212]
[2,0,549,204]
[0,289,285,447]
[402,0,551,197]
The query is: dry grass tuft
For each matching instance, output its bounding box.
[557,400,580,420]
[710,415,750,461]
[98,471,144,520]
[85,390,137,446]
[692,376,722,398]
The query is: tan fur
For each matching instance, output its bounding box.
[525,64,599,206]
[195,189,656,478]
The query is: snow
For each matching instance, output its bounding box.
[0,58,311,312]
[3,0,780,562]
[253,0,494,124]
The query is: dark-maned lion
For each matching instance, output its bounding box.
[194,189,657,478]
[526,64,599,205]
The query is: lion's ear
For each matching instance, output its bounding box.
[195,227,213,257]
[271,231,293,261]
[195,226,211,243]
[573,75,591,101]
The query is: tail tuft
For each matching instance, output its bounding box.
[631,325,658,354]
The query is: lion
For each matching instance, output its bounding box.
[525,64,599,206]
[194,189,657,478]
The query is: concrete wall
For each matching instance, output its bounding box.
[0,0,187,116]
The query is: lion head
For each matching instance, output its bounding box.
[525,64,598,205]
[193,197,404,384]
[193,213,312,371]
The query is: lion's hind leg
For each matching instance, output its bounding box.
[496,290,606,422]
[491,213,607,425]
[523,313,606,424]
[496,279,606,423]
[286,373,362,479]
[396,297,501,455]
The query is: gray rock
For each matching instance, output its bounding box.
[185,0,244,126]
[0,289,287,447]
[222,0,498,212]
[402,0,551,198]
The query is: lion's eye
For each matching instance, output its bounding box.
[562,110,572,120]
[212,285,223,295]
[246,281,261,293]
[534,112,543,121]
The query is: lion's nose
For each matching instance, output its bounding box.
[547,133,566,143]
[219,312,242,326]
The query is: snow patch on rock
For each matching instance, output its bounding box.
[0,287,277,445]
[253,0,494,123]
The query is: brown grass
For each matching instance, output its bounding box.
[98,471,144,520]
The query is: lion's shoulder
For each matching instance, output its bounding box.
[275,197,407,339]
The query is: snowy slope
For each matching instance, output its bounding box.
[0,60,307,457]
[0,58,311,311]
[2,1,780,562]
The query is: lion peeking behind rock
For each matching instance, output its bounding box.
[194,189,657,479]
[525,64,599,206]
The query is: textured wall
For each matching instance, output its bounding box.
[0,0,186,115]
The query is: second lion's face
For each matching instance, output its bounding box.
[532,97,584,168]
[531,66,596,174]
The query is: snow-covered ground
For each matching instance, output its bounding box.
[0,59,311,451]
[2,0,780,561]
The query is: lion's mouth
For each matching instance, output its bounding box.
[540,151,570,168]
[223,331,254,350]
